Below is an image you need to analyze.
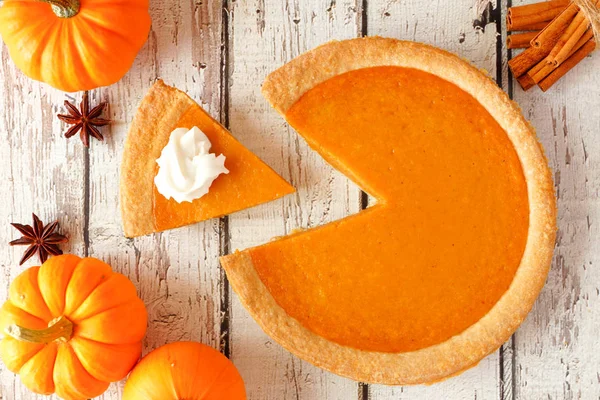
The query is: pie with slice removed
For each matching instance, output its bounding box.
[121,80,294,237]
[220,38,557,384]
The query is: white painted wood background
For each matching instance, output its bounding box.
[0,0,598,398]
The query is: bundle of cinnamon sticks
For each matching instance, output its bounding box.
[507,0,598,92]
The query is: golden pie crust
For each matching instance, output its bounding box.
[221,37,556,385]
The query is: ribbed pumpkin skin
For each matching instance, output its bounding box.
[123,341,247,400]
[0,0,151,92]
[0,255,147,400]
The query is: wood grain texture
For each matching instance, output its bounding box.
[0,41,87,399]
[226,0,364,399]
[366,0,502,399]
[1,0,224,399]
[509,2,600,398]
[0,0,596,399]
[88,0,226,399]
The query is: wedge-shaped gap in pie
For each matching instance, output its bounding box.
[221,37,556,385]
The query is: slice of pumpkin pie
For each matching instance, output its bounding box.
[221,37,557,384]
[120,80,294,237]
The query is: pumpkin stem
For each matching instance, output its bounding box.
[4,316,73,344]
[39,0,81,18]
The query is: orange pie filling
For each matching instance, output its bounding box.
[249,66,529,353]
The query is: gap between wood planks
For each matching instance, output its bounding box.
[83,93,91,259]
[359,0,370,399]
[499,0,518,398]
[219,0,232,360]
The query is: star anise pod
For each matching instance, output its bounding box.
[58,91,110,147]
[9,214,68,265]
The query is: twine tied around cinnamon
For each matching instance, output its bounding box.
[574,0,600,42]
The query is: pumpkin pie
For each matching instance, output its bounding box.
[220,38,557,384]
[121,80,294,237]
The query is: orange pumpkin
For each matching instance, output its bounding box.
[123,341,247,399]
[0,254,147,399]
[0,0,151,92]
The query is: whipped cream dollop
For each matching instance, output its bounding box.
[154,126,229,203]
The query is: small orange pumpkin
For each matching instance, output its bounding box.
[0,254,147,399]
[0,0,151,92]
[123,341,247,399]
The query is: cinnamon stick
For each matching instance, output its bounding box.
[547,10,590,65]
[517,74,537,90]
[508,0,569,18]
[525,58,555,85]
[509,46,551,77]
[507,5,570,31]
[508,31,540,49]
[529,57,557,84]
[548,0,600,66]
[509,21,555,31]
[532,3,579,48]
[528,28,595,85]
[509,3,579,78]
[539,39,597,91]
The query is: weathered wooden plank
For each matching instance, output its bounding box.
[0,47,86,398]
[1,0,596,398]
[508,2,600,397]
[366,0,503,398]
[87,1,225,399]
[366,355,501,400]
[226,0,364,399]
